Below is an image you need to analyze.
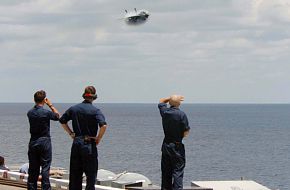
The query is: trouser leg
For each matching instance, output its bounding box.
[172,145,185,190]
[69,142,83,190]
[161,152,173,190]
[95,150,98,177]
[83,143,97,190]
[28,141,40,190]
[172,162,185,190]
[40,138,52,190]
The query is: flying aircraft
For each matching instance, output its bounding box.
[124,8,150,25]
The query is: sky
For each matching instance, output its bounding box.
[0,0,290,103]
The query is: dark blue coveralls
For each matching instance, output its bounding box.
[27,105,59,190]
[59,101,106,190]
[158,103,190,190]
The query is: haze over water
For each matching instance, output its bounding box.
[0,103,289,190]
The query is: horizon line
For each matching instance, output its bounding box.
[0,102,290,105]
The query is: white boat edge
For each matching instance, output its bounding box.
[1,169,276,190]
[192,180,273,190]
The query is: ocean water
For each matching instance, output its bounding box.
[0,103,289,190]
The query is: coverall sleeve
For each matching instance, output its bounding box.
[49,111,59,121]
[181,113,190,131]
[59,108,72,124]
[96,109,107,127]
[158,103,167,117]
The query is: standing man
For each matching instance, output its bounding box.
[158,95,190,190]
[59,86,107,190]
[27,90,59,190]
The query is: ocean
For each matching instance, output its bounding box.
[0,103,289,190]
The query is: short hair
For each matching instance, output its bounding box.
[34,90,46,103]
[0,156,4,165]
[82,86,97,100]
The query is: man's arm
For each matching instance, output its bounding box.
[182,113,190,137]
[158,97,170,117]
[61,123,75,139]
[45,98,60,118]
[159,97,170,103]
[95,125,107,145]
[59,109,74,139]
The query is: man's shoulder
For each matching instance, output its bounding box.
[27,107,34,114]
[168,107,186,117]
[40,107,53,115]
[71,102,100,112]
[28,106,50,115]
[176,107,185,113]
[91,104,101,112]
[177,109,187,117]
[69,102,83,110]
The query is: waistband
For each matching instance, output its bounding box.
[74,136,96,143]
[163,140,182,144]
[30,136,51,141]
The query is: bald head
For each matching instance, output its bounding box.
[169,95,184,107]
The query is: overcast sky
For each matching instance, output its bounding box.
[0,0,290,103]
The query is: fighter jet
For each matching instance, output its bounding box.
[124,8,150,25]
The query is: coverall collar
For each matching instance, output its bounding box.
[82,100,93,104]
[170,106,180,110]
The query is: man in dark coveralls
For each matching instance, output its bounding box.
[27,90,59,190]
[158,95,190,190]
[59,86,107,190]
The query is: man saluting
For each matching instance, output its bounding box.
[158,95,190,190]
[27,90,59,190]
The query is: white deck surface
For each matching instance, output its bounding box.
[192,180,272,190]
[0,184,25,190]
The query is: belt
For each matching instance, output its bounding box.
[75,136,96,143]
[164,140,182,144]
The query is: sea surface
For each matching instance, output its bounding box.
[0,103,289,190]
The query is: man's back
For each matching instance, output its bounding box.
[27,105,59,140]
[158,103,189,143]
[60,101,106,137]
